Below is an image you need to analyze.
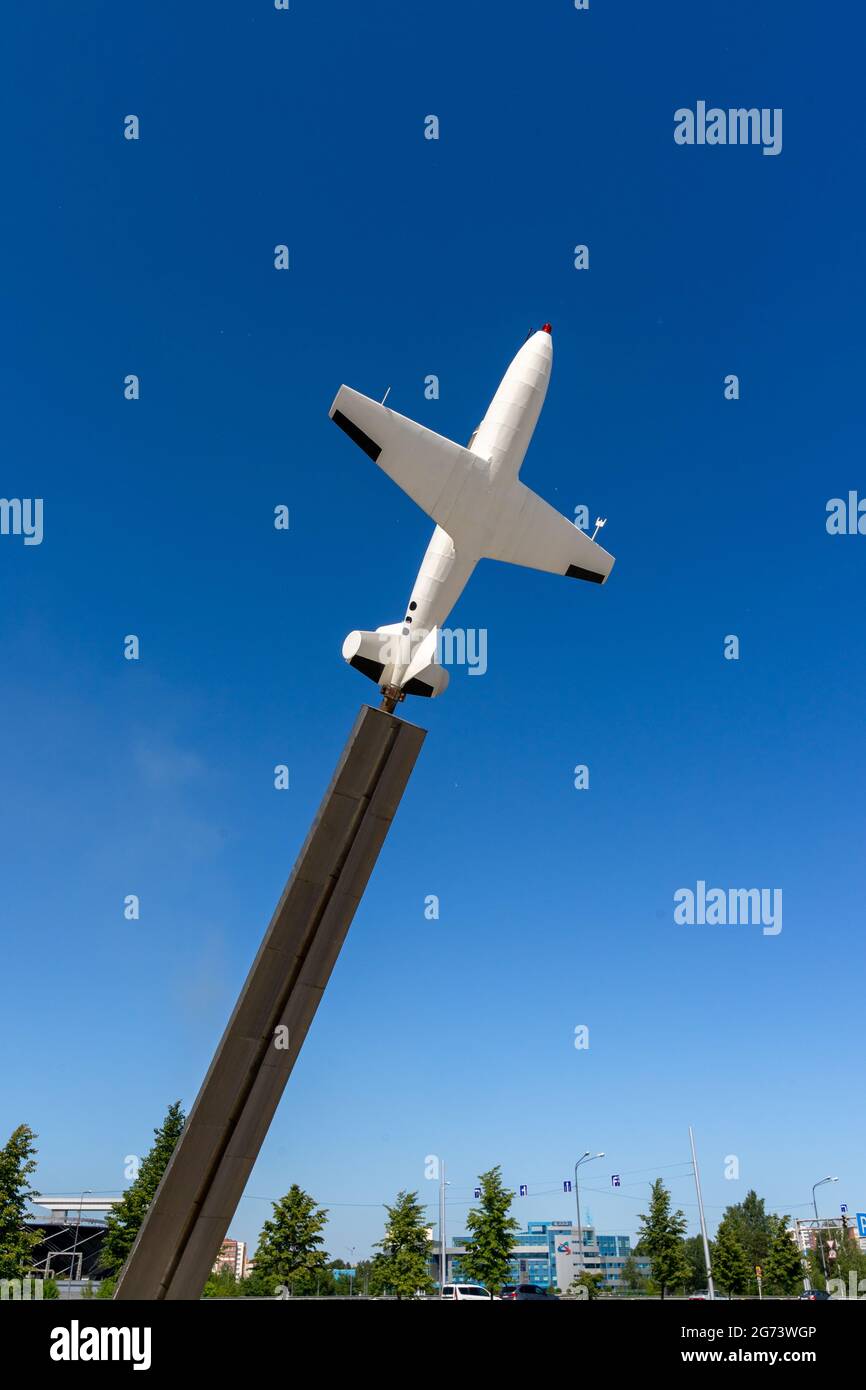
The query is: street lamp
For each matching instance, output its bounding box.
[574,1152,605,1274]
[812,1177,838,1280]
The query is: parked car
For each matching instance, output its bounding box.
[688,1292,730,1300]
[502,1283,559,1300]
[799,1289,832,1301]
[499,1284,517,1300]
[441,1283,493,1300]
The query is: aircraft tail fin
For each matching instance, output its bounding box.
[342,625,449,698]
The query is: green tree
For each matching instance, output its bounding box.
[202,1267,243,1298]
[720,1189,772,1270]
[0,1125,41,1279]
[636,1179,690,1299]
[351,1257,376,1297]
[372,1191,432,1300]
[711,1217,752,1296]
[763,1215,805,1296]
[459,1167,519,1296]
[682,1233,710,1294]
[619,1255,646,1293]
[100,1101,186,1277]
[568,1271,602,1300]
[251,1184,330,1295]
[366,1251,394,1297]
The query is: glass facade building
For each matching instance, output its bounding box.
[433,1219,650,1291]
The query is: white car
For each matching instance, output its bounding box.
[441,1283,493,1300]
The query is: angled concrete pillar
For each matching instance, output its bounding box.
[114,705,425,1300]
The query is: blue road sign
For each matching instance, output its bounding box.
[563,1180,573,1193]
[473,1187,481,1199]
[612,1174,621,1187]
[840,1203,848,1213]
[856,1213,866,1238]
[519,1184,528,1197]
[333,1269,355,1278]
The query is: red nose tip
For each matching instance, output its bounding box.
[541,323,552,334]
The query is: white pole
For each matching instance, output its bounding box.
[689,1127,715,1301]
[439,1161,446,1295]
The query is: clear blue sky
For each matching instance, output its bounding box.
[2,1,864,1261]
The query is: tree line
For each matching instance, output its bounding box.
[1,1110,529,1298]
[3,1111,862,1299]
[632,1177,866,1298]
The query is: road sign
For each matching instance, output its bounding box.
[611,1174,621,1188]
[519,1184,528,1197]
[333,1269,354,1278]
[755,1266,762,1277]
[563,1180,573,1193]
[473,1187,481,1199]
[857,1213,866,1238]
[840,1203,848,1213]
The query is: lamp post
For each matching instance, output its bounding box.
[574,1152,604,1274]
[812,1177,838,1280]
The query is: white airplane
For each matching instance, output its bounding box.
[330,324,614,709]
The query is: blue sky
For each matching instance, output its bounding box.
[2,1,864,1261]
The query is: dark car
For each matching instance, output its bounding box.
[499,1285,517,1300]
[799,1289,832,1301]
[502,1283,559,1301]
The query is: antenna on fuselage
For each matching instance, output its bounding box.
[591,517,607,542]
[381,386,392,405]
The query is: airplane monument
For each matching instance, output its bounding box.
[115,324,613,1299]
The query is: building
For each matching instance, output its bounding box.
[27,1195,122,1283]
[431,1219,650,1291]
[213,1238,248,1281]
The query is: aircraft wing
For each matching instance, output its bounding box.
[329,385,484,537]
[484,480,615,584]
